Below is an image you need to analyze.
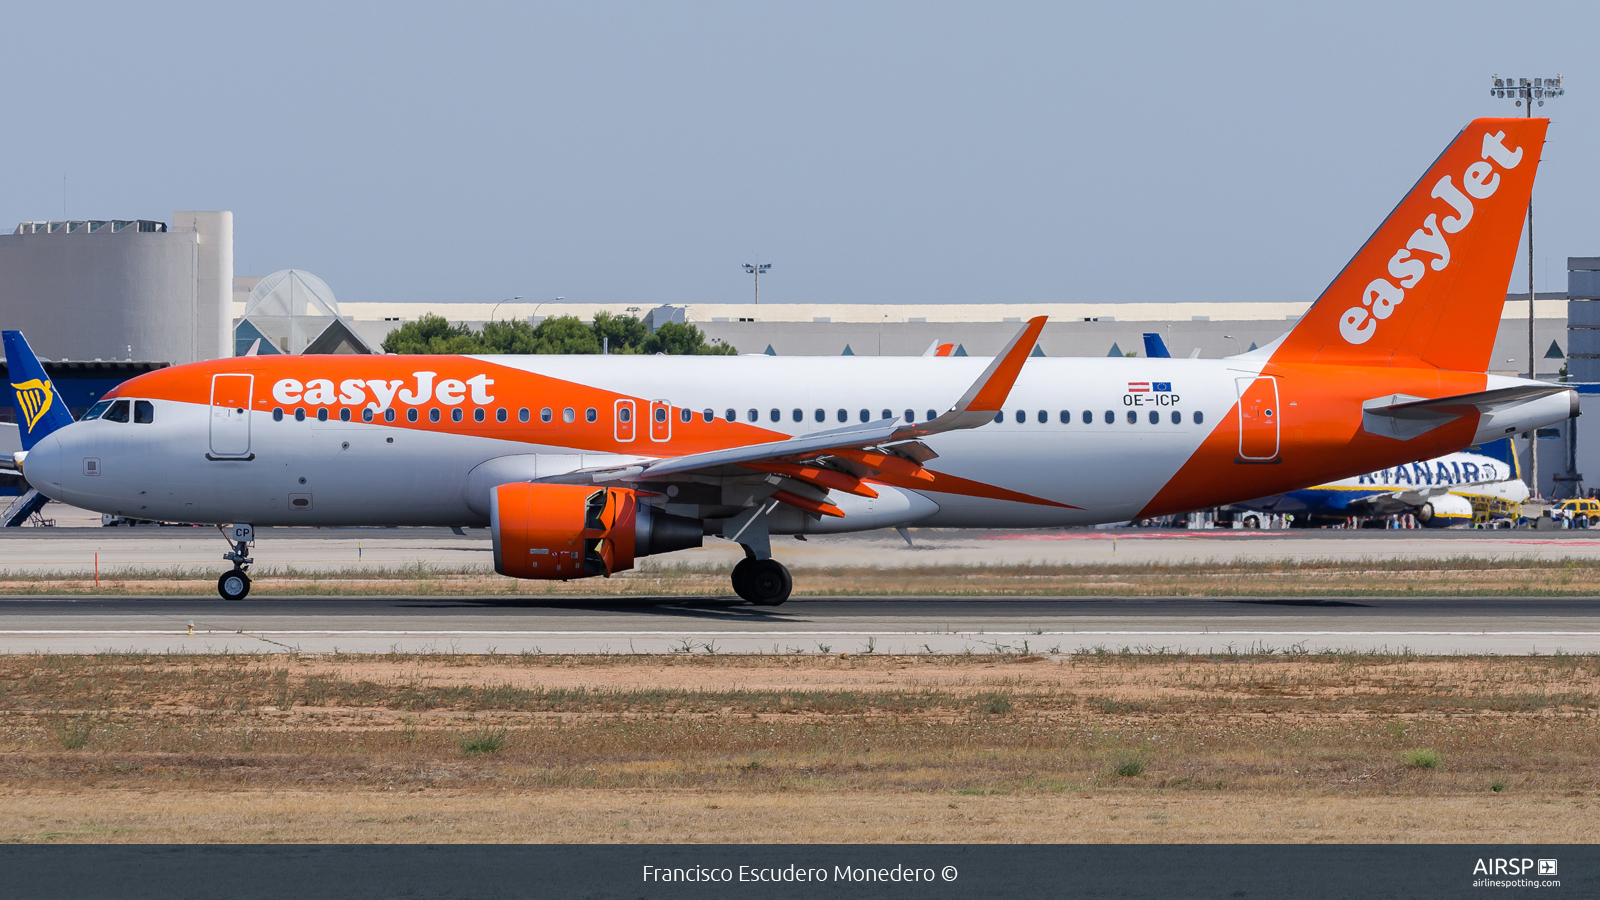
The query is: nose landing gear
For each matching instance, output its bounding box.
[217,524,255,601]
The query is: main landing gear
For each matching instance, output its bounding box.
[217,524,255,601]
[731,556,792,606]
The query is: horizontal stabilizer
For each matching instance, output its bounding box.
[1363,383,1576,440]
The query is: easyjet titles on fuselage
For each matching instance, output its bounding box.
[271,373,496,410]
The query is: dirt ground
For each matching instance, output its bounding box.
[2,652,1598,842]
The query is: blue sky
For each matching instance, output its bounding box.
[2,1,1595,307]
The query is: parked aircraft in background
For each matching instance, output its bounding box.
[1234,438,1526,527]
[2,117,1578,603]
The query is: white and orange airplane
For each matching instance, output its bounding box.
[2,117,1577,604]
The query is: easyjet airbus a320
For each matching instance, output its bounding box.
[2,117,1577,604]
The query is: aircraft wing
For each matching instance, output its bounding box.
[541,317,1048,500]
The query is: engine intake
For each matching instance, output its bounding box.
[490,483,701,580]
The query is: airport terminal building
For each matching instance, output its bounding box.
[0,210,1591,500]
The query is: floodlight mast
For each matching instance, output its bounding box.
[743,263,772,304]
[1491,74,1564,498]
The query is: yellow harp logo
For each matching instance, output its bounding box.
[11,379,55,431]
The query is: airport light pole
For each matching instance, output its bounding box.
[530,297,565,323]
[489,295,522,323]
[743,263,771,304]
[1491,74,1564,497]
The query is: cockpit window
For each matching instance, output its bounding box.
[134,400,155,424]
[81,400,112,421]
[103,399,130,423]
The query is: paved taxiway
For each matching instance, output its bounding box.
[4,524,1600,575]
[3,595,1599,656]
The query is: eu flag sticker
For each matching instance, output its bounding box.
[1153,382,1172,392]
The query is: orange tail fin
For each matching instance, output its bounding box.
[1271,117,1546,372]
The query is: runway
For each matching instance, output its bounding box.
[4,595,1599,656]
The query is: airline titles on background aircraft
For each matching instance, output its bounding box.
[1357,460,1502,487]
[1340,130,1522,345]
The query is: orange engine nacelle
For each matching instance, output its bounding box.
[490,483,703,580]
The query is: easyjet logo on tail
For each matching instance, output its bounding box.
[272,372,496,409]
[1339,131,1524,345]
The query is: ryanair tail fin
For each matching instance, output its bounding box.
[3,331,75,450]
[1271,118,1547,372]
[1471,436,1522,481]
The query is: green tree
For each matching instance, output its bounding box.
[530,315,602,354]
[641,321,739,355]
[381,314,483,354]
[479,318,542,354]
[592,311,650,353]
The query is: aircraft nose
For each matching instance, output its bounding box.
[20,432,63,499]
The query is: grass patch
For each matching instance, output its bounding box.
[1113,756,1147,778]
[1404,748,1442,769]
[457,727,507,756]
[53,716,95,750]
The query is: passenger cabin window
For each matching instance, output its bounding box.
[82,400,112,420]
[134,400,155,424]
[103,400,130,423]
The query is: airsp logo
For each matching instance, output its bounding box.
[10,378,55,431]
[1472,858,1553,876]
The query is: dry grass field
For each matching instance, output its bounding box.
[6,555,1600,597]
[2,650,1598,842]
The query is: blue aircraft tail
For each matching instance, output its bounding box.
[3,331,75,450]
[1142,333,1171,358]
[1470,437,1521,481]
